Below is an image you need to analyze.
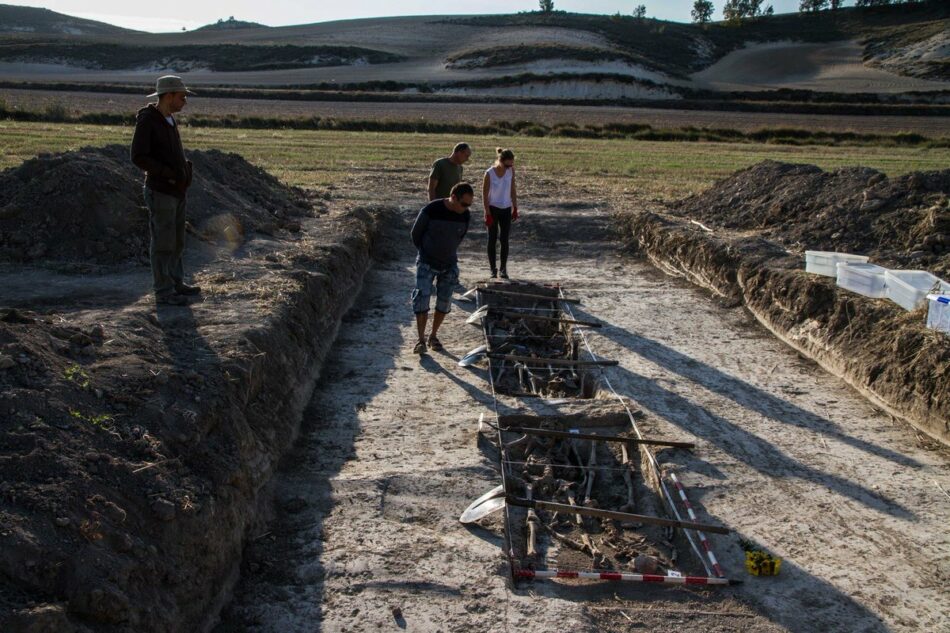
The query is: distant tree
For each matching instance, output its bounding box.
[539,0,555,12]
[633,4,647,18]
[855,0,891,5]
[750,0,773,16]
[181,26,186,31]
[830,0,843,9]
[692,0,715,23]
[723,0,772,22]
[800,0,830,11]
[722,0,741,22]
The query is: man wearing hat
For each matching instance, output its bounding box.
[131,75,200,306]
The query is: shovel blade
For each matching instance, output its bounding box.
[458,344,488,367]
[458,287,478,303]
[465,305,489,325]
[460,486,506,524]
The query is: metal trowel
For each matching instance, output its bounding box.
[459,485,505,524]
[465,304,489,325]
[458,344,488,367]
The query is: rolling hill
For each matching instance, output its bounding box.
[0,3,946,100]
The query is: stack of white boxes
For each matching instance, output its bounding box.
[804,251,949,334]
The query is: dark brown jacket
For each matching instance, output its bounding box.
[130,104,192,199]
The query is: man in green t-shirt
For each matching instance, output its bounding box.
[428,142,472,201]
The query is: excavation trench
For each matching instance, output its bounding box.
[5,154,946,632]
[214,184,950,633]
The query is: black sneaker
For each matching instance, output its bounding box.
[490,269,498,279]
[175,283,202,296]
[500,269,509,279]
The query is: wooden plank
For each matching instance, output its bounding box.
[489,311,601,328]
[478,287,581,304]
[488,353,618,367]
[501,426,694,449]
[506,498,730,535]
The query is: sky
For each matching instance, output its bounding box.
[11,0,847,32]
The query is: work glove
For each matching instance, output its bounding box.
[484,213,493,228]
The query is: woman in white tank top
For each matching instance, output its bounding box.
[482,148,518,278]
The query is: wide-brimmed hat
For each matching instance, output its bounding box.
[147,75,196,98]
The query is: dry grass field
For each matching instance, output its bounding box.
[3,120,948,203]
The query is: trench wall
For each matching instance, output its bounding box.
[4,207,389,633]
[618,211,949,446]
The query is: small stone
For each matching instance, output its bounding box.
[55,517,71,527]
[0,355,15,370]
[634,554,659,574]
[69,332,94,347]
[391,606,403,620]
[151,498,176,522]
[116,532,134,553]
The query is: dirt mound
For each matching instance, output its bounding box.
[0,206,386,632]
[0,145,314,266]
[673,160,950,277]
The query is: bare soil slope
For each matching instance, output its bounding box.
[1,7,947,98]
[690,40,950,94]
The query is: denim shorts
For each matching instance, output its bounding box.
[412,259,459,314]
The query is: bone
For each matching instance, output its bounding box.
[619,443,638,527]
[582,441,597,505]
[525,482,540,559]
[539,521,587,554]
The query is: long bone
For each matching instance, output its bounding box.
[619,443,638,527]
[566,489,602,563]
[526,482,540,559]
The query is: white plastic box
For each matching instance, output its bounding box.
[836,262,888,299]
[885,270,950,311]
[926,294,950,334]
[805,251,869,277]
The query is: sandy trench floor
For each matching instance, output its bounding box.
[213,182,950,633]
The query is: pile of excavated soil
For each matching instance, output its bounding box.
[620,160,950,443]
[672,160,950,278]
[0,144,315,266]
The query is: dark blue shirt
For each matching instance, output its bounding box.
[410,199,470,269]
